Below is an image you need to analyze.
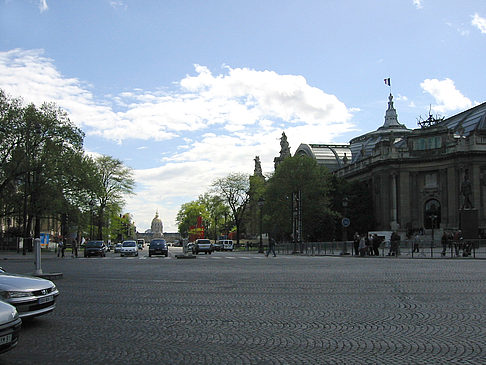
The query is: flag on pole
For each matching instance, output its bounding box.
[384,78,391,86]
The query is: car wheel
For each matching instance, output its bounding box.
[165,253,168,257]
[149,253,151,257]
[121,254,124,257]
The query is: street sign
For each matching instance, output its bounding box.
[341,217,350,228]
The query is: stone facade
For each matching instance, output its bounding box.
[298,94,486,237]
[335,96,486,236]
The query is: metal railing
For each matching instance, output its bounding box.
[274,239,486,259]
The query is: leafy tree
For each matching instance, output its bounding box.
[0,95,86,240]
[0,90,24,217]
[176,200,208,238]
[198,193,230,241]
[264,155,337,242]
[211,173,250,245]
[90,156,135,240]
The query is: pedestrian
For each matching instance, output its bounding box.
[453,230,463,256]
[372,234,380,256]
[441,231,449,256]
[265,237,277,257]
[359,234,367,257]
[353,232,360,256]
[365,234,371,255]
[412,232,420,253]
[72,238,78,258]
[388,232,400,256]
[58,240,65,258]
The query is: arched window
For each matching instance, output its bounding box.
[424,199,441,229]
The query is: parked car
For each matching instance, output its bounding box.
[84,241,106,257]
[120,240,138,257]
[114,243,122,253]
[221,239,234,251]
[0,272,59,318]
[213,241,223,251]
[0,300,21,354]
[192,239,213,255]
[149,239,168,257]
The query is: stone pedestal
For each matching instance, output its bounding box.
[459,209,479,239]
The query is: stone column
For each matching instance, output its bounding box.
[399,170,410,230]
[472,164,481,210]
[447,167,457,227]
[390,172,399,230]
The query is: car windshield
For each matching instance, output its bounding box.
[86,241,103,248]
[197,240,210,244]
[150,240,166,246]
[122,241,136,247]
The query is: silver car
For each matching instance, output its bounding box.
[0,300,21,354]
[0,272,59,318]
[120,240,138,257]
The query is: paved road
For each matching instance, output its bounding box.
[1,248,485,364]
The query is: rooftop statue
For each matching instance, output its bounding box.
[253,156,263,177]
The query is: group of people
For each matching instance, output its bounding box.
[441,229,472,257]
[353,232,383,257]
[57,236,85,258]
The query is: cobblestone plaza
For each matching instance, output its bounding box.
[1,250,485,364]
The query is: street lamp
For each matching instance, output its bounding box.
[258,197,265,253]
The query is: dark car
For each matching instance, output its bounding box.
[84,241,106,257]
[149,239,168,257]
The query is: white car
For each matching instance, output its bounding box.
[120,240,138,257]
[219,239,234,251]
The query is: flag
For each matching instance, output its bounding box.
[384,78,391,86]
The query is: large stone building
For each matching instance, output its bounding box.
[296,94,486,238]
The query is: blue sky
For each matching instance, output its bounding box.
[1,0,485,232]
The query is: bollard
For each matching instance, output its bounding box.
[34,238,43,275]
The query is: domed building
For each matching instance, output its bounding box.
[295,93,486,238]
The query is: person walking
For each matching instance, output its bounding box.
[57,240,65,258]
[353,232,360,256]
[372,234,381,256]
[72,238,79,258]
[441,231,449,256]
[412,232,420,253]
[265,237,277,257]
[359,234,367,257]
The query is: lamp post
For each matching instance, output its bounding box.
[258,197,265,253]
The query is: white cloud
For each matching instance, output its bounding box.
[420,78,472,114]
[0,48,355,231]
[472,13,486,34]
[109,1,128,10]
[39,0,48,12]
[413,0,423,9]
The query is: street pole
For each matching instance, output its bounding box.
[258,197,265,253]
[34,238,42,275]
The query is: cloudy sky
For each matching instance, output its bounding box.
[1,0,485,232]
